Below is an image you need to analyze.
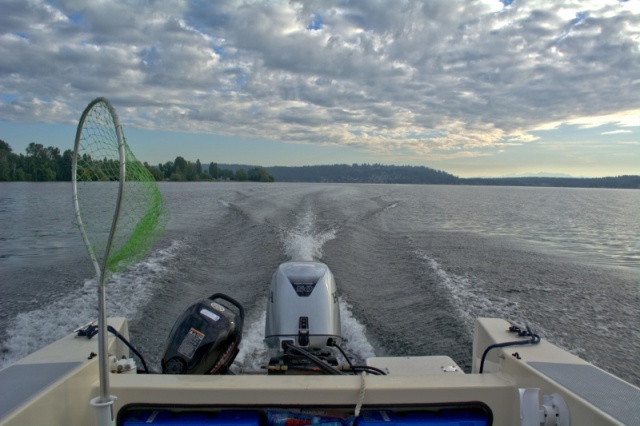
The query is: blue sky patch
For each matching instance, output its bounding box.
[140,46,158,66]
[307,13,323,31]
[67,12,83,24]
[2,94,19,103]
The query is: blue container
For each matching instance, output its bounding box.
[121,409,261,426]
[356,409,489,426]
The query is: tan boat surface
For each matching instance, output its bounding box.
[1,318,637,426]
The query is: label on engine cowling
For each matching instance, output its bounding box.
[177,328,205,359]
[210,302,226,312]
[200,308,220,322]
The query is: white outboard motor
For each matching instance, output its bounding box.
[265,261,342,364]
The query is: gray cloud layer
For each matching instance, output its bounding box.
[0,0,638,158]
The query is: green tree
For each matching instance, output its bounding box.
[145,162,164,181]
[170,171,185,181]
[13,153,27,181]
[25,142,55,181]
[58,150,73,181]
[46,146,61,180]
[0,140,11,181]
[15,168,26,181]
[173,156,187,176]
[209,162,218,179]
[185,161,198,181]
[235,168,248,181]
[162,161,173,179]
[248,167,275,182]
[219,169,234,179]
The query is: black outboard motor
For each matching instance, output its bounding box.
[161,293,244,375]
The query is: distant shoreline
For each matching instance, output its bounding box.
[2,174,638,189]
[260,164,639,189]
[1,136,637,189]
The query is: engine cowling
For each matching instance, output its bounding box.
[161,293,244,375]
[265,261,342,359]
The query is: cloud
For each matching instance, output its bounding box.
[601,130,633,135]
[0,0,638,158]
[534,109,640,132]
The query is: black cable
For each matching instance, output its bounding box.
[479,324,540,373]
[107,325,150,374]
[351,365,387,375]
[283,342,344,375]
[331,342,355,370]
[77,324,150,373]
[330,342,387,375]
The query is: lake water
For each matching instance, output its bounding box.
[1,181,638,387]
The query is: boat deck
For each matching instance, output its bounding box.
[1,318,638,425]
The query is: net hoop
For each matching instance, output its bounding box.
[72,97,125,406]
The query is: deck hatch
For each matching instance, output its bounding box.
[0,362,81,420]
[528,361,640,425]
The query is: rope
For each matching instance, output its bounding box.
[354,371,366,417]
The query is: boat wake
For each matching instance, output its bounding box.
[232,308,267,371]
[0,241,183,370]
[279,210,337,261]
[415,249,524,338]
[338,296,376,363]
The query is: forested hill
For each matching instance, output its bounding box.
[266,164,458,184]
[264,164,639,188]
[463,175,640,189]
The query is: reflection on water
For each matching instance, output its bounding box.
[0,182,83,267]
[406,186,639,267]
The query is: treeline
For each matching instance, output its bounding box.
[265,164,639,188]
[0,140,274,182]
[2,139,636,188]
[0,140,73,181]
[266,163,458,184]
[153,157,274,182]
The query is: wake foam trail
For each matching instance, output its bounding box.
[280,210,336,261]
[416,250,523,338]
[384,202,399,211]
[415,251,595,362]
[0,240,183,370]
[233,308,268,371]
[339,296,376,363]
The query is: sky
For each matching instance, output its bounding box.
[0,0,638,178]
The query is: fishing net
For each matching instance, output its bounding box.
[73,97,167,276]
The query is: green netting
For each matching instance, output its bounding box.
[74,98,167,276]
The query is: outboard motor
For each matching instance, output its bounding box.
[162,293,244,375]
[265,261,342,368]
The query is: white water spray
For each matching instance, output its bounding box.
[281,210,336,261]
[0,241,183,370]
